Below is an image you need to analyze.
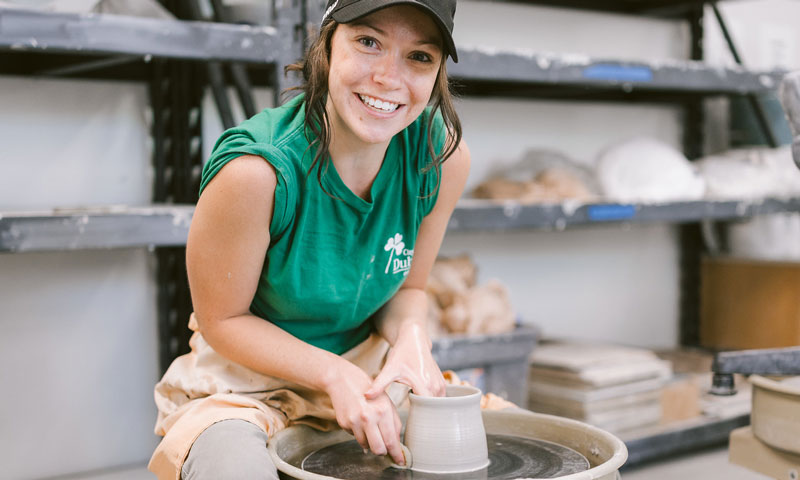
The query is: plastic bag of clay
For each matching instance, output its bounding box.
[595,137,705,203]
[440,280,516,336]
[425,255,516,337]
[726,212,800,261]
[695,146,800,200]
[472,149,600,203]
[426,254,477,309]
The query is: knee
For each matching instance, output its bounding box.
[181,420,279,480]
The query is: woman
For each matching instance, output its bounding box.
[149,1,469,478]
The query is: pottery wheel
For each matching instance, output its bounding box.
[300,434,590,479]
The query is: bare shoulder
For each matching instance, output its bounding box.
[203,154,278,200]
[442,138,470,181]
[193,154,278,232]
[437,138,471,205]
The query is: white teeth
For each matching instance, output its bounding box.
[359,94,398,112]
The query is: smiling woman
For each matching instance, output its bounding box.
[147,1,471,480]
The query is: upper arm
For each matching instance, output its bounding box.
[187,154,278,325]
[403,138,471,290]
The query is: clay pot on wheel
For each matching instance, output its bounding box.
[400,384,490,473]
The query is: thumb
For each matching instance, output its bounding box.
[365,371,397,399]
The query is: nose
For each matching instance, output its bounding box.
[372,53,403,90]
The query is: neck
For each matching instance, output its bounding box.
[326,102,391,199]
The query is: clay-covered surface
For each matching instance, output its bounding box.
[301,434,589,479]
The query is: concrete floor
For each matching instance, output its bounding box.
[63,446,770,479]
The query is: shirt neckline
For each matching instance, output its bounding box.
[323,136,400,213]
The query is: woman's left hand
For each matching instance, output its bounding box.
[365,322,446,399]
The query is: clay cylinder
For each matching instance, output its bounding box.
[403,384,490,473]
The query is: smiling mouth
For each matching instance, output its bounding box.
[358,93,401,113]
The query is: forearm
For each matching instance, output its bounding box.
[374,287,430,347]
[198,313,348,393]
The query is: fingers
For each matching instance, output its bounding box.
[352,425,369,452]
[364,370,396,399]
[378,407,405,465]
[364,420,387,457]
[348,397,404,465]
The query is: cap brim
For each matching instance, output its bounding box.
[330,0,458,62]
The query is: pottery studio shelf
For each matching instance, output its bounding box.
[447,197,800,232]
[4,197,800,252]
[450,46,783,100]
[0,205,194,253]
[0,7,282,62]
[1,7,783,97]
[0,6,286,81]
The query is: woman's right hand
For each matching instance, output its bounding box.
[324,360,406,465]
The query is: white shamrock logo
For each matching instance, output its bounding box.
[384,233,405,274]
[385,233,405,255]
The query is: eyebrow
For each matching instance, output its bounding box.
[349,20,442,49]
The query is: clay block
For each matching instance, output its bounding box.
[660,376,701,424]
[729,426,800,480]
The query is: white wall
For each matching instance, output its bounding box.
[0,249,159,479]
[1,0,798,477]
[0,79,160,478]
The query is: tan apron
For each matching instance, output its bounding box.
[148,314,517,480]
[148,314,391,480]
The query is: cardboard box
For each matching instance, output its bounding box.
[700,256,800,349]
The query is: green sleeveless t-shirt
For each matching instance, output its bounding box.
[199,94,445,355]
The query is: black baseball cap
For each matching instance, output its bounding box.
[322,0,458,62]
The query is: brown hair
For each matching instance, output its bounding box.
[284,20,463,194]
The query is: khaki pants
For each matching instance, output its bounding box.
[181,419,278,480]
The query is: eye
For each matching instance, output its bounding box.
[410,51,433,63]
[357,36,378,49]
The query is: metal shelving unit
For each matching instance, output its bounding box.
[2,0,790,470]
[439,0,785,468]
[0,2,303,371]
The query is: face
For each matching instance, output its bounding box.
[326,5,443,149]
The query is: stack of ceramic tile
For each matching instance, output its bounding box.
[527,341,672,434]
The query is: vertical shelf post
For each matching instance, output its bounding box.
[679,4,707,347]
[273,0,305,105]
[152,0,205,374]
